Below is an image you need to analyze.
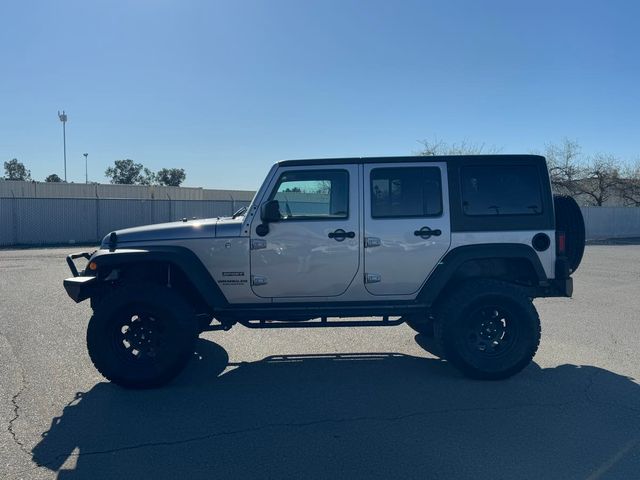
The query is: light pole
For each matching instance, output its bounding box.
[58,111,68,182]
[83,153,89,183]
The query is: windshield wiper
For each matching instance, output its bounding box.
[232,206,248,219]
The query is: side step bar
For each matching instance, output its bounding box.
[239,316,405,329]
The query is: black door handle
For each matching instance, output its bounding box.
[328,229,355,242]
[414,227,442,239]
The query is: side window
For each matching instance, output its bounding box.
[270,170,349,220]
[461,165,543,216]
[371,167,443,218]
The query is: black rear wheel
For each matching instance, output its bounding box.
[462,305,520,358]
[87,285,199,388]
[434,279,541,380]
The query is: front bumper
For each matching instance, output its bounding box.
[64,276,97,303]
[64,251,96,303]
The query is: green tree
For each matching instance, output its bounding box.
[105,159,154,185]
[45,173,63,183]
[139,168,157,186]
[155,168,186,187]
[4,158,31,181]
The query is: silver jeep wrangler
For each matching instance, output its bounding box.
[64,155,585,388]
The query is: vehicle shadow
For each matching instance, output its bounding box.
[31,338,640,480]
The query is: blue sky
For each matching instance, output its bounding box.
[1,0,639,190]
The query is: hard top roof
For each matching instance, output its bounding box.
[278,154,546,167]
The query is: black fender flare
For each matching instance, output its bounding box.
[417,243,548,306]
[90,246,228,309]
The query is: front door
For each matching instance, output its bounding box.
[363,162,451,296]
[250,165,360,299]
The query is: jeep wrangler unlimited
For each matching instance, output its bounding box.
[64,155,585,388]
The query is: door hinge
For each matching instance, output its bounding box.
[364,237,381,248]
[251,275,268,286]
[365,273,381,284]
[251,239,267,250]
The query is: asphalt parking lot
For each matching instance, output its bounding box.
[1,245,639,479]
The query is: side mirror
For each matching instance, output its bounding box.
[256,200,281,237]
[261,200,282,223]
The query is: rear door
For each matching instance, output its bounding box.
[363,162,451,296]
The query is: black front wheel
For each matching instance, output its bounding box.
[434,280,541,380]
[87,285,199,388]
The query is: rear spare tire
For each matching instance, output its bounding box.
[553,194,585,273]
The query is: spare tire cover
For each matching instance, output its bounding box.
[553,195,586,273]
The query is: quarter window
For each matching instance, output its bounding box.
[370,167,443,218]
[461,165,543,216]
[270,170,349,220]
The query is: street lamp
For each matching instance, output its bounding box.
[83,153,89,184]
[58,110,68,182]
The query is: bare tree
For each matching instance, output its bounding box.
[415,137,629,206]
[618,161,640,206]
[416,139,501,156]
[544,138,582,194]
[571,154,622,206]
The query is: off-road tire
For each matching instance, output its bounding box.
[553,194,586,273]
[434,279,541,380]
[87,285,199,388]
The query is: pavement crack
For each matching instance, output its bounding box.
[7,366,30,456]
[1,332,32,458]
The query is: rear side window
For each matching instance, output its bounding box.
[371,167,442,218]
[461,165,542,216]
